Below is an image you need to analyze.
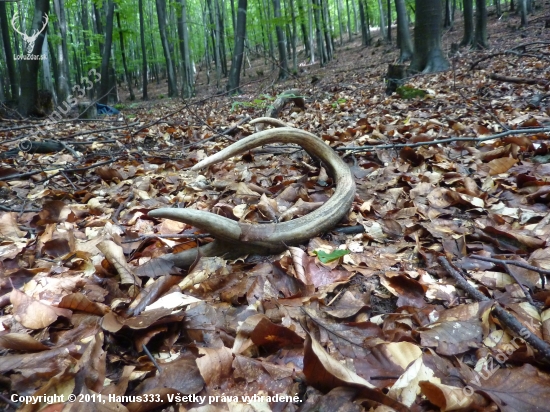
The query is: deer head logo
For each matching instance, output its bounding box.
[11,12,48,55]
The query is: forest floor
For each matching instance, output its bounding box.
[1,6,550,412]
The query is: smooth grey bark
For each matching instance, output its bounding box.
[53,0,70,103]
[138,0,148,99]
[358,0,369,46]
[217,0,228,76]
[99,0,115,104]
[444,0,453,28]
[345,0,352,40]
[41,34,56,105]
[387,0,392,41]
[519,0,527,26]
[297,0,310,57]
[156,0,178,96]
[409,0,449,73]
[289,0,298,72]
[321,0,333,61]
[308,0,315,62]
[474,0,488,48]
[377,0,387,39]
[395,0,413,62]
[178,0,194,98]
[18,0,50,116]
[272,0,288,79]
[313,0,326,65]
[0,2,17,100]
[81,0,91,57]
[116,11,135,100]
[336,0,344,45]
[460,0,474,46]
[227,0,247,92]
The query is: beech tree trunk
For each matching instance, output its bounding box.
[409,0,449,73]
[227,0,248,92]
[116,11,135,100]
[156,0,178,96]
[53,0,70,104]
[474,0,488,49]
[395,0,413,62]
[0,2,18,100]
[272,0,288,79]
[139,0,148,99]
[18,0,50,116]
[461,0,474,46]
[99,0,115,104]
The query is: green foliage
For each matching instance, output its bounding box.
[396,86,427,100]
[314,249,350,263]
[231,94,275,112]
[332,98,347,108]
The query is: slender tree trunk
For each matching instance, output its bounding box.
[99,0,115,104]
[444,0,452,27]
[289,0,298,72]
[297,0,310,56]
[395,0,413,61]
[53,0,71,103]
[474,0,488,48]
[178,0,194,97]
[81,0,91,57]
[461,0,474,46]
[409,0,449,73]
[0,2,18,100]
[387,0,392,42]
[156,0,178,96]
[116,11,135,100]
[227,0,248,92]
[321,0,333,61]
[336,0,344,45]
[308,0,315,62]
[519,0,527,26]
[358,0,369,46]
[345,0,352,41]
[377,0,387,39]
[41,34,56,105]
[272,0,288,79]
[313,0,327,65]
[138,0,148,99]
[18,0,50,116]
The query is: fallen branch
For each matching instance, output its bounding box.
[438,256,550,363]
[336,126,550,152]
[470,255,549,288]
[489,73,549,86]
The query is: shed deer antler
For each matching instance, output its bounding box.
[148,120,356,268]
[11,12,49,54]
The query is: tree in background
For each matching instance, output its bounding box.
[0,2,17,100]
[18,0,50,116]
[409,0,449,73]
[272,0,288,79]
[461,0,474,47]
[99,0,115,104]
[227,0,248,93]
[474,0,488,49]
[395,0,412,62]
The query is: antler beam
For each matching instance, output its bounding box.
[148,122,355,268]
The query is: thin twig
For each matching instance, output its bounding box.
[336,126,550,152]
[470,255,548,288]
[113,193,134,225]
[438,256,550,363]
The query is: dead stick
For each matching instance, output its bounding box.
[438,256,550,362]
